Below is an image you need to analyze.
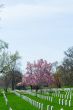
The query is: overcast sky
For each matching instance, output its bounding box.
[0,0,73,71]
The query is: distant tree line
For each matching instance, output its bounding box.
[54,46,73,88]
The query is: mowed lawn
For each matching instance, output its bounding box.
[0,92,8,110]
[18,91,73,110]
[6,93,39,110]
[0,89,73,110]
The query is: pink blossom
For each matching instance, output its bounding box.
[22,59,54,87]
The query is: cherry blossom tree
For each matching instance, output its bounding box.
[22,59,54,92]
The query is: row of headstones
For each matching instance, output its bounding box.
[35,89,72,107]
[2,91,12,110]
[47,88,72,91]
[22,90,72,107]
[14,91,44,110]
[28,90,72,105]
[47,105,64,110]
[52,88,72,95]
[52,92,72,100]
[23,90,53,102]
[26,91,36,96]
[42,89,72,99]
[36,91,72,107]
[65,92,73,97]
[54,90,72,95]
[37,94,53,102]
[63,88,73,91]
[47,105,54,110]
[27,88,72,97]
[42,88,72,94]
[26,89,71,107]
[14,91,65,110]
[59,98,71,107]
[41,88,60,94]
[16,90,36,97]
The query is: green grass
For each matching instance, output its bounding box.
[0,89,73,110]
[6,93,39,110]
[0,92,8,110]
[19,91,73,110]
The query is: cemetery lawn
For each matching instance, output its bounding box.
[0,89,73,110]
[0,92,8,110]
[18,91,73,110]
[6,93,39,110]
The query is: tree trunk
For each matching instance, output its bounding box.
[12,71,15,90]
[35,86,39,96]
[4,88,8,92]
[30,85,32,91]
[4,75,8,92]
[12,79,15,90]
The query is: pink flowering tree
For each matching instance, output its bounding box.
[22,59,54,92]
